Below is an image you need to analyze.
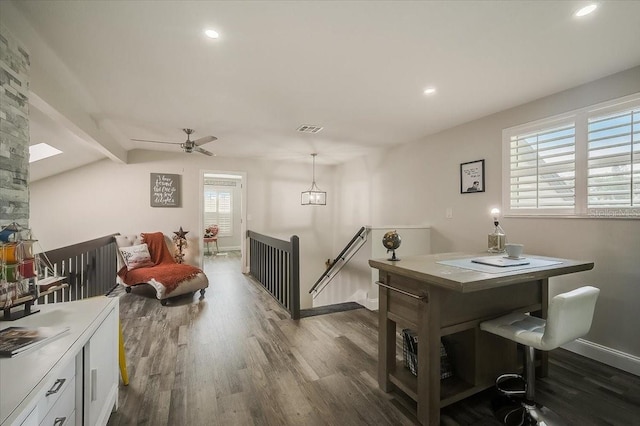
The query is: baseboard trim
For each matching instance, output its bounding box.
[562,338,640,377]
[360,297,379,311]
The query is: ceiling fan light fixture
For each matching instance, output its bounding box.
[132,128,216,156]
[301,153,326,206]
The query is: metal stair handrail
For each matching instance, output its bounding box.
[309,226,369,296]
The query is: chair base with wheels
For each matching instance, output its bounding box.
[480,286,600,426]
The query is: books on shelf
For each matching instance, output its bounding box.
[0,326,70,357]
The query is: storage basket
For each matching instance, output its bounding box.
[402,328,453,379]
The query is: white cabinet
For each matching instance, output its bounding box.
[27,355,79,426]
[0,297,119,426]
[84,314,118,426]
[40,373,76,426]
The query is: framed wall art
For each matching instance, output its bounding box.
[150,173,181,207]
[460,159,485,194]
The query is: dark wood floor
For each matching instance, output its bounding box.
[108,252,640,426]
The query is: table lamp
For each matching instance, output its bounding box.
[488,208,506,253]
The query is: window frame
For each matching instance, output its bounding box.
[502,93,640,219]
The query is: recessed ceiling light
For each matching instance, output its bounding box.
[575,4,598,17]
[423,87,437,95]
[204,29,219,39]
[29,143,62,163]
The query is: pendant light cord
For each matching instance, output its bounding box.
[312,153,317,185]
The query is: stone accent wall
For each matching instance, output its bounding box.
[0,25,30,228]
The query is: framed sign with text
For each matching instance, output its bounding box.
[460,159,485,194]
[150,173,181,207]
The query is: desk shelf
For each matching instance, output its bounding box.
[390,360,417,401]
[390,360,476,407]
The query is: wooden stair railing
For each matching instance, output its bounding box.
[247,230,300,320]
[38,233,120,304]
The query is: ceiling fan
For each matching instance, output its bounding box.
[132,128,217,156]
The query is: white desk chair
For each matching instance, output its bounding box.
[480,286,600,425]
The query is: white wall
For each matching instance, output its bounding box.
[335,66,640,363]
[314,226,431,309]
[29,150,335,309]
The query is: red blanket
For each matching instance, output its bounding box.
[117,232,202,295]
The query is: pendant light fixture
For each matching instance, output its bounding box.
[301,153,326,205]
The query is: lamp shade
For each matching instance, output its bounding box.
[301,186,327,205]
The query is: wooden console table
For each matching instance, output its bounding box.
[1,297,119,426]
[369,252,594,426]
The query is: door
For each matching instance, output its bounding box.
[200,171,247,272]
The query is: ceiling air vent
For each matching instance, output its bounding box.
[296,124,323,134]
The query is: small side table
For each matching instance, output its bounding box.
[204,237,218,255]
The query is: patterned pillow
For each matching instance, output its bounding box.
[119,243,154,271]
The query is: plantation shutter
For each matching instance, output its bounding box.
[509,123,576,210]
[587,108,640,207]
[217,191,232,235]
[203,187,233,236]
[204,191,217,213]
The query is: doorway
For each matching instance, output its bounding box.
[200,171,248,273]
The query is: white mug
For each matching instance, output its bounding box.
[505,243,524,259]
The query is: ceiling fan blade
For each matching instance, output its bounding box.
[131,138,181,145]
[195,146,214,156]
[194,135,217,146]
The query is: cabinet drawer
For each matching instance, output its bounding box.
[39,379,75,426]
[36,358,75,421]
[19,407,39,426]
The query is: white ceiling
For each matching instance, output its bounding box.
[7,1,640,181]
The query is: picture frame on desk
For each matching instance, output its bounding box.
[460,159,485,194]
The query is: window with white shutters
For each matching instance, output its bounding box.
[503,93,640,219]
[203,186,233,235]
[587,108,640,208]
[509,123,576,211]
[217,191,232,234]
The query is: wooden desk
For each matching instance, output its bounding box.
[369,252,594,426]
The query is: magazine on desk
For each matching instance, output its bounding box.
[471,256,530,267]
[0,326,70,357]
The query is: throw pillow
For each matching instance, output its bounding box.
[119,243,154,271]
